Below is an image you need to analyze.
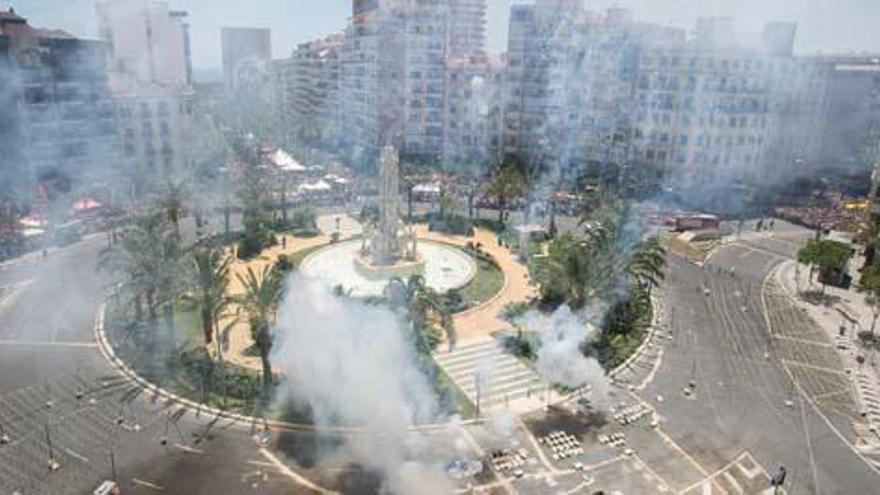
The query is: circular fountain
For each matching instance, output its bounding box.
[300,146,476,297]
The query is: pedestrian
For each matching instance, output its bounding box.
[282,236,287,249]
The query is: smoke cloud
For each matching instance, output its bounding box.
[518,305,612,407]
[272,275,458,494]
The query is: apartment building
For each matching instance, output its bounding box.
[0,8,119,193]
[97,0,195,189]
[285,34,344,148]
[504,2,642,175]
[632,21,829,184]
[443,55,504,168]
[96,0,192,88]
[221,27,272,91]
[820,55,880,176]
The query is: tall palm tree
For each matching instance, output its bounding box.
[192,246,233,345]
[236,265,284,395]
[99,213,175,329]
[626,236,667,295]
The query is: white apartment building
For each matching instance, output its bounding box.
[286,34,344,148]
[504,2,641,175]
[448,0,486,60]
[340,0,490,167]
[96,0,195,189]
[96,0,192,88]
[632,22,829,184]
[109,74,194,194]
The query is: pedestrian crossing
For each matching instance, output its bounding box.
[435,339,547,410]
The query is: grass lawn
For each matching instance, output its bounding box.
[458,252,505,310]
[435,364,478,419]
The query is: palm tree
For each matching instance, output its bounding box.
[99,213,174,328]
[192,246,233,345]
[626,236,667,295]
[156,181,187,239]
[236,265,284,395]
[384,275,457,353]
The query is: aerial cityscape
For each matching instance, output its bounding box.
[1,0,880,494]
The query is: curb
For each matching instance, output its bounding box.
[608,292,662,381]
[93,300,483,433]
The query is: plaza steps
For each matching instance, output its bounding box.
[435,339,548,409]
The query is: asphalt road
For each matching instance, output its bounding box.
[0,225,323,494]
[643,221,880,494]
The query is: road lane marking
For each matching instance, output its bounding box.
[258,447,339,494]
[761,263,880,477]
[64,447,90,463]
[132,478,164,490]
[781,360,848,376]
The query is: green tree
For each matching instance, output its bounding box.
[487,164,526,225]
[798,239,853,294]
[100,213,181,333]
[859,265,880,339]
[384,275,457,354]
[235,265,284,395]
[192,246,233,345]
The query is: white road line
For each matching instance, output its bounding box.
[258,447,340,494]
[761,262,880,477]
[132,478,164,490]
[64,447,90,463]
[799,398,822,494]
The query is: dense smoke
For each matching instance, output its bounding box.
[517,306,612,407]
[272,275,458,494]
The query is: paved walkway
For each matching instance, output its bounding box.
[222,214,362,370]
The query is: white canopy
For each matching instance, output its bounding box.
[271,149,307,172]
[413,183,441,194]
[298,180,332,193]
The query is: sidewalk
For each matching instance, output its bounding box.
[775,257,880,441]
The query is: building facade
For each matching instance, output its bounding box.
[285,34,344,148]
[1,8,119,194]
[96,0,192,88]
[443,55,504,168]
[631,22,829,185]
[447,0,486,60]
[221,27,272,91]
[504,2,642,176]
[820,55,880,177]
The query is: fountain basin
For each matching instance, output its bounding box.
[300,239,476,297]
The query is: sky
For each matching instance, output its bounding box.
[12,0,880,73]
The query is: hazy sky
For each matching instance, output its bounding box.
[14,0,880,71]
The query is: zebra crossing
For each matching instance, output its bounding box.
[435,339,548,411]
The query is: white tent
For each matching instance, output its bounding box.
[413,183,441,194]
[298,180,332,193]
[271,149,307,172]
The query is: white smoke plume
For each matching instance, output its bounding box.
[518,305,611,407]
[272,275,456,494]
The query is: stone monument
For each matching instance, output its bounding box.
[356,146,422,278]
